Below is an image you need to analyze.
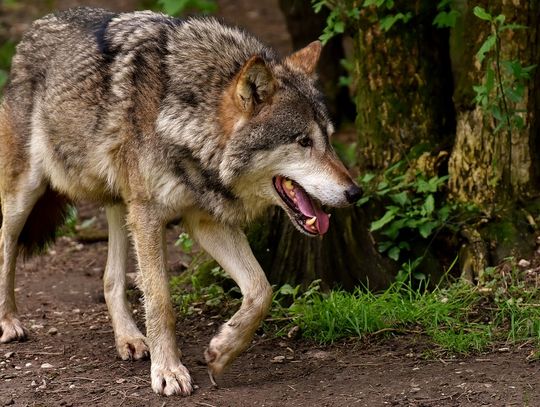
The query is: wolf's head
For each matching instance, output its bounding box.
[220,41,361,236]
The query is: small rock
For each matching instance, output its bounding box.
[307,350,331,360]
[31,380,37,387]
[3,352,14,359]
[115,378,126,384]
[287,325,300,339]
[69,384,75,389]
[72,308,81,314]
[89,325,98,330]
[47,327,58,335]
[31,324,44,330]
[518,259,531,268]
[271,355,286,363]
[498,347,510,353]
[410,387,421,393]
[25,363,32,368]
[14,366,21,370]
[40,363,54,369]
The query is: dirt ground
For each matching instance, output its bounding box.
[1,1,540,406]
[1,205,539,407]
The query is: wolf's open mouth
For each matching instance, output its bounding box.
[273,176,330,235]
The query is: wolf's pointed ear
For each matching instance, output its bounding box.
[235,56,275,113]
[284,41,322,75]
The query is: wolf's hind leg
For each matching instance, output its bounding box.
[104,204,149,361]
[187,218,273,380]
[0,181,46,343]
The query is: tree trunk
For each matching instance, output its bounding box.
[448,0,540,206]
[278,0,356,125]
[446,0,540,280]
[353,0,455,171]
[249,207,395,291]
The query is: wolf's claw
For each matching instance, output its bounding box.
[0,317,27,343]
[208,369,218,387]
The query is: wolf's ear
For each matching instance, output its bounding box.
[235,56,275,113]
[284,41,322,75]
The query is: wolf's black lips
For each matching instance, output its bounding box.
[272,176,330,235]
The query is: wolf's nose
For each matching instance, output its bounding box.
[345,185,362,204]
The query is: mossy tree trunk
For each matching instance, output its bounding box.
[448,0,540,207]
[447,0,540,279]
[353,0,455,171]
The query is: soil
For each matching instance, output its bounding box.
[1,0,540,406]
[1,205,539,407]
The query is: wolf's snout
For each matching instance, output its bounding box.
[344,184,362,204]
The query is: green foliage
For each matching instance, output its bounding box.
[170,261,240,315]
[311,0,411,45]
[332,139,357,168]
[0,41,16,94]
[276,276,540,353]
[312,1,359,44]
[338,58,353,88]
[433,0,459,28]
[357,159,456,271]
[270,279,322,318]
[57,206,78,237]
[175,232,194,254]
[156,0,217,15]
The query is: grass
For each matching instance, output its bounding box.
[169,250,540,355]
[276,273,540,354]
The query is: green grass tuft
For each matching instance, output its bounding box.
[281,278,540,353]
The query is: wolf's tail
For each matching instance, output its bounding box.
[16,186,72,258]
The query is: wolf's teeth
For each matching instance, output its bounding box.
[328,214,331,218]
[305,216,317,226]
[284,180,294,190]
[290,190,295,197]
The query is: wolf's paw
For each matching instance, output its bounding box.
[151,362,193,396]
[0,316,27,343]
[204,328,248,379]
[117,335,149,361]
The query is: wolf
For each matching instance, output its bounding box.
[0,7,362,396]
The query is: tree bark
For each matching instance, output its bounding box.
[448,0,540,206]
[249,207,395,291]
[353,0,455,171]
[278,0,356,125]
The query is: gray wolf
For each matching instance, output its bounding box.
[0,7,361,396]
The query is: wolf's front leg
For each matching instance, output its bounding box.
[127,203,193,396]
[187,218,273,381]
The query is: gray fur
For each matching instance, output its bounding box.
[0,8,359,395]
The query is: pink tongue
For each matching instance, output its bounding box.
[294,187,330,235]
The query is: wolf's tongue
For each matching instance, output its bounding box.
[294,187,330,235]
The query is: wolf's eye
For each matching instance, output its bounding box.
[298,137,313,148]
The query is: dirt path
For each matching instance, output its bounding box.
[1,208,539,407]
